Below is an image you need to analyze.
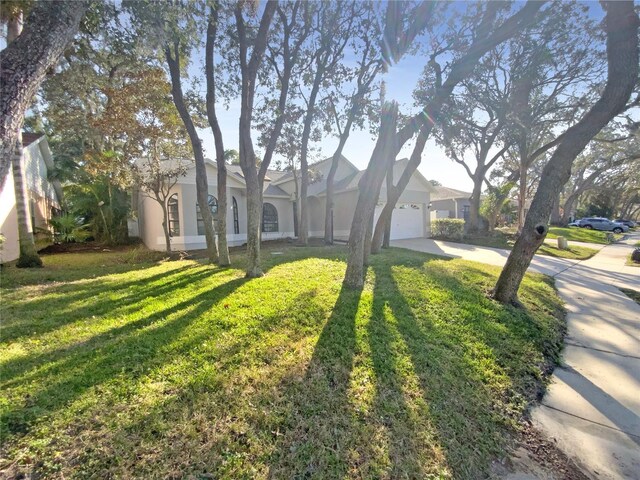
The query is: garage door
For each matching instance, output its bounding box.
[374,203,424,240]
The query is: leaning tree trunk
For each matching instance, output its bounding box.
[550,193,562,225]
[493,1,639,305]
[0,0,89,190]
[166,44,218,264]
[344,103,398,288]
[468,175,484,233]
[382,155,394,249]
[298,72,322,246]
[369,1,545,253]
[5,14,41,268]
[206,8,230,266]
[160,201,171,254]
[324,116,356,244]
[13,134,42,267]
[371,131,428,253]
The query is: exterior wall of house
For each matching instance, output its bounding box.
[137,181,297,252]
[0,170,20,263]
[430,198,471,220]
[0,139,59,263]
[136,158,433,252]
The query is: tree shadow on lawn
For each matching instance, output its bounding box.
[4,288,335,478]
[370,258,565,478]
[1,275,249,438]
[267,253,565,479]
[1,264,204,342]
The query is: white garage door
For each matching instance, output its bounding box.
[374,203,424,240]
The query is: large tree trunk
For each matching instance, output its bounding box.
[468,174,484,232]
[324,117,356,244]
[5,14,41,268]
[550,193,562,225]
[206,8,230,266]
[368,2,544,254]
[160,201,171,254]
[166,44,218,264]
[13,134,42,267]
[517,163,528,231]
[0,0,89,190]
[235,2,276,278]
[493,1,639,305]
[298,69,323,245]
[344,103,398,288]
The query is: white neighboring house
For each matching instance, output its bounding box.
[0,133,63,263]
[133,155,434,251]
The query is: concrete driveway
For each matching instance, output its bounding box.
[392,234,640,479]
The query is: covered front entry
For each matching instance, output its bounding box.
[374,203,425,240]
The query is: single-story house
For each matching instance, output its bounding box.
[0,133,63,263]
[429,185,472,221]
[133,155,434,251]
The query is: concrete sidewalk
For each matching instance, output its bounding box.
[392,234,640,479]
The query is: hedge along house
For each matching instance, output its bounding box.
[0,133,63,263]
[132,155,434,252]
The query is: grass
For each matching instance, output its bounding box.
[619,288,640,305]
[626,242,640,267]
[1,245,566,479]
[440,232,599,260]
[546,227,621,245]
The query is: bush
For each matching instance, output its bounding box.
[432,218,465,240]
[49,214,91,243]
[632,248,640,263]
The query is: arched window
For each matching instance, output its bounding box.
[167,194,180,237]
[196,195,218,236]
[232,196,239,234]
[262,202,278,233]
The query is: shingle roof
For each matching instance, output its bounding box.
[264,183,289,197]
[22,132,43,147]
[430,185,472,201]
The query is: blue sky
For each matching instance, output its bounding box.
[193,0,609,193]
[195,47,467,188]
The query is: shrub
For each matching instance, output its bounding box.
[632,248,640,263]
[432,218,465,240]
[49,214,91,243]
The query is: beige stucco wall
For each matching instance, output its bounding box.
[137,159,432,252]
[0,139,58,263]
[0,170,20,263]
[137,180,297,252]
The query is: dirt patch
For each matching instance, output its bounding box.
[38,241,141,255]
[492,421,591,480]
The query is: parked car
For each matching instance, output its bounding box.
[580,217,629,233]
[567,219,582,227]
[615,218,637,228]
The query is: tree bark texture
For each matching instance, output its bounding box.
[235,1,277,277]
[206,7,230,266]
[0,0,89,190]
[166,44,218,264]
[344,102,398,288]
[493,1,639,304]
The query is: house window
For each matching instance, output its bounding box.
[232,196,239,234]
[196,195,218,236]
[262,202,278,233]
[462,204,470,221]
[167,194,180,236]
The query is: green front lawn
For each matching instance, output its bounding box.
[546,227,621,245]
[1,246,566,479]
[620,288,640,305]
[444,232,599,260]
